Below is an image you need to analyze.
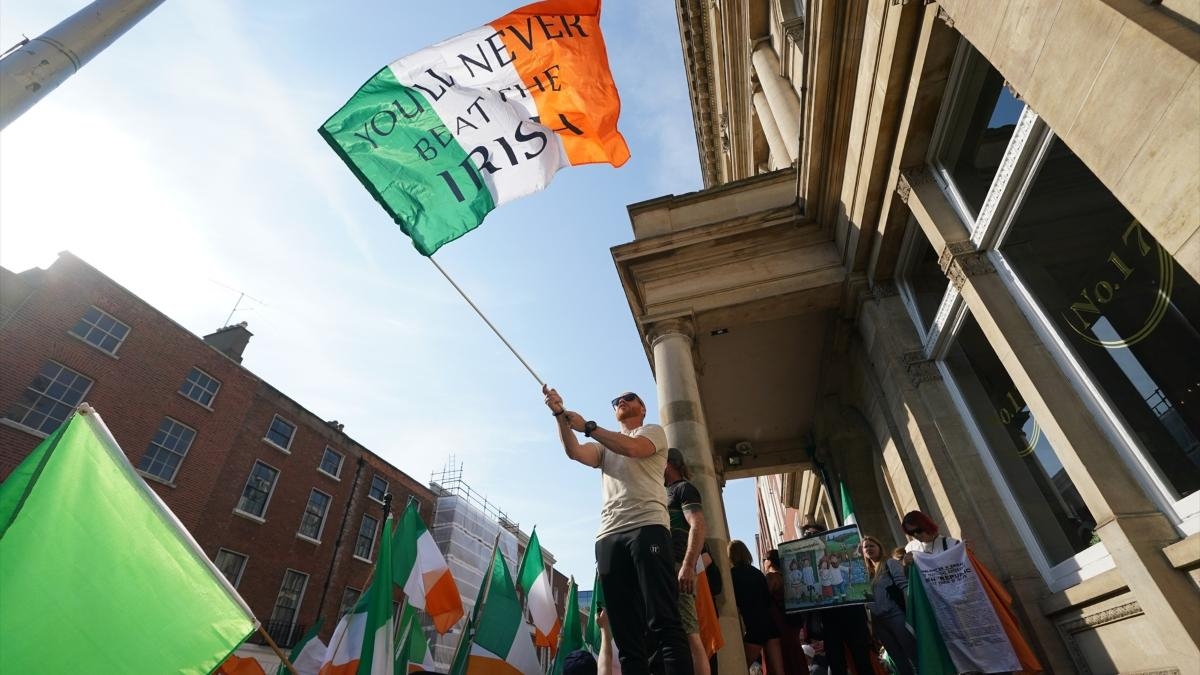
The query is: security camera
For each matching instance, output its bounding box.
[734,441,753,455]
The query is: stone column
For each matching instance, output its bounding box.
[751,42,801,162]
[753,88,790,170]
[648,317,745,674]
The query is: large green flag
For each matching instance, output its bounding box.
[584,569,606,655]
[905,563,956,674]
[550,578,584,675]
[0,409,256,674]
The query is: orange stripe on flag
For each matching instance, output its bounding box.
[489,0,629,168]
[695,569,724,658]
[968,550,1042,674]
[425,570,465,634]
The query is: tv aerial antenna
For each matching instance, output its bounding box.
[209,279,267,326]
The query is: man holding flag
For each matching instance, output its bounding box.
[543,386,693,675]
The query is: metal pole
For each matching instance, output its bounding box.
[0,0,166,130]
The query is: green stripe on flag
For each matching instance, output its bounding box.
[473,548,523,657]
[550,579,583,675]
[0,411,256,675]
[585,569,605,655]
[906,562,956,675]
[319,67,495,256]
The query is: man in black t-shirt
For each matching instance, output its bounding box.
[665,448,711,675]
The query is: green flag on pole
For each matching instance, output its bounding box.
[584,569,606,655]
[839,481,857,526]
[550,578,584,675]
[0,408,256,674]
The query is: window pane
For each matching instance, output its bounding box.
[320,448,343,477]
[339,587,361,617]
[267,416,295,449]
[299,491,330,539]
[369,475,387,501]
[935,43,1024,221]
[946,314,1097,564]
[6,362,93,434]
[355,515,378,559]
[238,462,278,517]
[904,223,950,331]
[1000,138,1200,500]
[214,549,247,587]
[137,418,195,482]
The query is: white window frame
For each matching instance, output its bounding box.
[179,367,221,409]
[900,56,1119,590]
[935,349,1114,592]
[235,460,280,521]
[368,474,388,503]
[69,305,130,356]
[319,447,344,479]
[992,235,1200,536]
[269,569,309,638]
[214,548,248,588]
[264,414,296,453]
[354,513,379,562]
[297,488,332,543]
[5,361,94,435]
[137,416,196,484]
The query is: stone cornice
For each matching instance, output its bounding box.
[677,0,721,188]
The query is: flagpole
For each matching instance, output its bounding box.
[428,256,545,386]
[255,625,300,675]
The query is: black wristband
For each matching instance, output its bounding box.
[553,409,564,417]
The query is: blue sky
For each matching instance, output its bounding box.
[0,0,760,584]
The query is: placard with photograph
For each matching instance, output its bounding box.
[778,524,869,613]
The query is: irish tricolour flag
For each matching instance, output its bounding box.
[320,515,396,675]
[393,501,464,634]
[516,527,560,650]
[320,0,628,256]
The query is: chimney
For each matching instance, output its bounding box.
[203,321,253,363]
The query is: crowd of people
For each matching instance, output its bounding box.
[544,384,1016,675]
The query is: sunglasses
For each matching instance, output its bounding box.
[611,393,640,408]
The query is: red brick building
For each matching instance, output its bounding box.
[0,252,435,646]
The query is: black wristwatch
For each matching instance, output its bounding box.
[583,420,598,437]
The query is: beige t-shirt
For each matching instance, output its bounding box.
[592,423,670,539]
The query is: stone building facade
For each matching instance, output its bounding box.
[613,1,1199,672]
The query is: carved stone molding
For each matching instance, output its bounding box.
[948,252,995,290]
[901,350,941,388]
[1058,601,1148,675]
[937,240,975,275]
[782,16,804,46]
[938,241,995,290]
[720,113,731,154]
[1060,601,1143,634]
[936,6,955,28]
[896,167,932,204]
[647,316,697,347]
[969,105,1039,244]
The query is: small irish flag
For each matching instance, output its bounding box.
[393,502,464,634]
[320,0,628,256]
[394,605,436,674]
[467,546,543,675]
[516,527,561,650]
[320,514,396,675]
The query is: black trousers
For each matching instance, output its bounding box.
[597,524,693,675]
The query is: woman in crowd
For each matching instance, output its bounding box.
[728,540,784,675]
[860,535,918,675]
[900,510,962,566]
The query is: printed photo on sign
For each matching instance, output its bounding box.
[778,524,869,613]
